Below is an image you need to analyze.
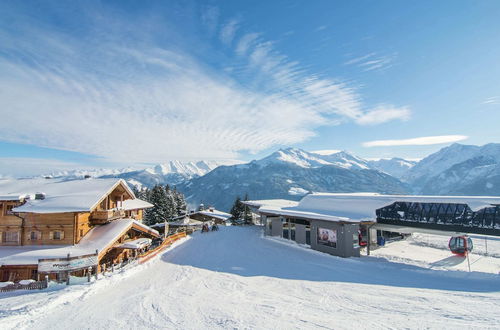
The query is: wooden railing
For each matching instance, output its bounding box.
[91,209,125,224]
[138,232,187,264]
[0,279,48,293]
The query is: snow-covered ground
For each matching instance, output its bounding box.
[372,233,500,274]
[1,227,499,329]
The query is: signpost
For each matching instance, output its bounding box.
[38,253,98,273]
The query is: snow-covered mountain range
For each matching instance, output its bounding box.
[402,143,500,195]
[45,161,221,189]
[19,142,500,210]
[179,148,410,210]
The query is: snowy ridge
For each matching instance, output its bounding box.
[403,143,500,195]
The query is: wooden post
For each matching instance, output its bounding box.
[95,249,99,280]
[485,237,488,255]
[66,253,70,285]
[366,225,371,256]
[87,266,92,282]
[45,275,49,288]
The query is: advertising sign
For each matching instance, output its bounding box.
[317,227,337,248]
[38,254,98,273]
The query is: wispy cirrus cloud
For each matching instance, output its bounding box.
[355,105,411,125]
[219,18,239,45]
[0,3,411,165]
[482,96,499,105]
[344,52,397,71]
[362,135,468,147]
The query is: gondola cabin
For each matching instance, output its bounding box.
[448,236,473,256]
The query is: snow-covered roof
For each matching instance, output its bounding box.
[243,199,299,209]
[194,209,232,221]
[117,238,152,249]
[255,192,500,223]
[0,178,135,213]
[151,217,203,227]
[121,198,153,210]
[0,219,159,265]
[0,194,24,201]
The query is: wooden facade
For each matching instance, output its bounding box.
[0,200,24,246]
[0,181,140,247]
[0,180,157,282]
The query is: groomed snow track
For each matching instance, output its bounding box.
[1,226,499,329]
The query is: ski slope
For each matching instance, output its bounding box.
[1,227,500,329]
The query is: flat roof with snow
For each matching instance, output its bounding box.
[254,192,500,223]
[193,209,232,221]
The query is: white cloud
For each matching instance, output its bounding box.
[0,8,411,166]
[219,19,239,45]
[482,96,499,105]
[236,33,259,56]
[344,52,396,71]
[362,135,469,147]
[355,105,411,125]
[201,6,219,35]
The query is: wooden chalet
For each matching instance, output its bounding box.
[190,207,232,225]
[0,178,159,282]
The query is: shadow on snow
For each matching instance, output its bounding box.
[162,226,500,293]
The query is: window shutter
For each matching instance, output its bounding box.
[49,231,54,240]
[60,230,65,240]
[27,232,31,241]
[0,231,3,243]
[37,231,42,240]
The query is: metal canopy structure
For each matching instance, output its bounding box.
[376,201,500,236]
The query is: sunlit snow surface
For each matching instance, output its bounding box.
[1,227,499,329]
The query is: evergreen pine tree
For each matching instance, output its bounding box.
[145,185,168,225]
[164,185,176,220]
[173,187,187,216]
[243,193,253,224]
[230,196,243,220]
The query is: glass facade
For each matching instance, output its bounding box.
[376,202,500,231]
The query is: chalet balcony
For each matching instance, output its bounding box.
[91,209,126,224]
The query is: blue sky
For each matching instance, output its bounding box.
[1,0,500,176]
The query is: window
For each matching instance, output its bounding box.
[3,231,19,243]
[51,230,64,240]
[53,231,61,240]
[5,204,14,216]
[29,231,41,240]
[79,229,84,237]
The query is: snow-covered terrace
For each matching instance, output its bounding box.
[255,193,500,223]
[121,198,153,211]
[0,219,159,265]
[194,209,232,221]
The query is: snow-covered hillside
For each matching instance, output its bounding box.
[2,227,499,329]
[403,143,500,195]
[368,157,417,178]
[180,148,408,210]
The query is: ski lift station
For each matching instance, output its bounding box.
[245,193,500,258]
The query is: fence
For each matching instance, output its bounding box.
[138,232,186,264]
[0,279,48,293]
